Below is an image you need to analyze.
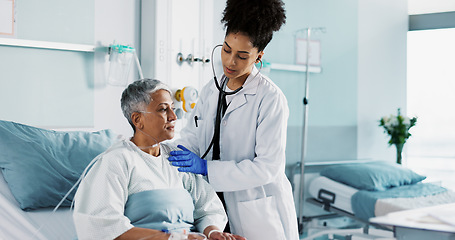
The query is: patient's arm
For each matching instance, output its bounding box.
[203,225,246,240]
[116,227,213,240]
[114,227,169,240]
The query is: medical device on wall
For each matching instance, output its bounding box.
[176,52,210,65]
[108,44,144,86]
[172,86,198,120]
[175,86,198,113]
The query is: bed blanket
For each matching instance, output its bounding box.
[352,183,447,220]
[375,189,455,217]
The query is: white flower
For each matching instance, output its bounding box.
[382,116,389,123]
[389,117,399,127]
[403,117,411,126]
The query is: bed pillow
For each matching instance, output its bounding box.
[320,161,426,191]
[0,120,118,210]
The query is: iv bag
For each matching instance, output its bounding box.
[108,44,135,86]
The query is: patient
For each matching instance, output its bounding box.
[73,79,245,240]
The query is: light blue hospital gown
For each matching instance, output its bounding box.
[73,139,227,240]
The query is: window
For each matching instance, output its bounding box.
[407,28,455,190]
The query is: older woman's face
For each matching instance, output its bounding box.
[141,89,177,142]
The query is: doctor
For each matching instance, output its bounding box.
[168,0,299,239]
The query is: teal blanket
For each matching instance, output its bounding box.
[351,183,447,220]
[124,189,195,232]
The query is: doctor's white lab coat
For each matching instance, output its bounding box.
[175,67,299,240]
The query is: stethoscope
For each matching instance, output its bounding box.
[200,44,262,159]
[210,44,244,96]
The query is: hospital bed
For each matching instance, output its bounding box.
[371,202,455,240]
[0,120,119,239]
[0,170,76,239]
[303,161,455,239]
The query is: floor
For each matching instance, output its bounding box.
[298,216,393,240]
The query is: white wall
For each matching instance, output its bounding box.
[89,0,141,137]
[213,1,226,45]
[357,0,408,162]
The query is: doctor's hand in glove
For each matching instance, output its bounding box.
[169,145,208,176]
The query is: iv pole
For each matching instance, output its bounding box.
[296,27,325,234]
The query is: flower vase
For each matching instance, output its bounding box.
[395,143,404,164]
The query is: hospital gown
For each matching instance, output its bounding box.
[73,139,227,240]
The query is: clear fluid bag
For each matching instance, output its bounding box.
[108,44,135,86]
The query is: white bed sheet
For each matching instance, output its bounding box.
[0,171,76,240]
[308,176,358,214]
[375,188,455,217]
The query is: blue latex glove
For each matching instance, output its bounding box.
[168,145,207,176]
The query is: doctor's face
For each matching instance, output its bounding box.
[221,32,264,83]
[141,90,177,142]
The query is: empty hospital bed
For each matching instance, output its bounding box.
[303,161,455,239]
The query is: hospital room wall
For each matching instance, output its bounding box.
[261,0,408,171]
[5,0,407,155]
[20,0,141,136]
[89,0,141,137]
[0,0,138,136]
[356,1,408,163]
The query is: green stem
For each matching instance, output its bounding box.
[395,143,404,164]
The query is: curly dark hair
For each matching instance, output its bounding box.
[221,0,286,52]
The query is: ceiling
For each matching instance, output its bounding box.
[408,0,455,15]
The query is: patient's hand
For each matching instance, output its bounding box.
[208,231,246,240]
[187,233,208,240]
